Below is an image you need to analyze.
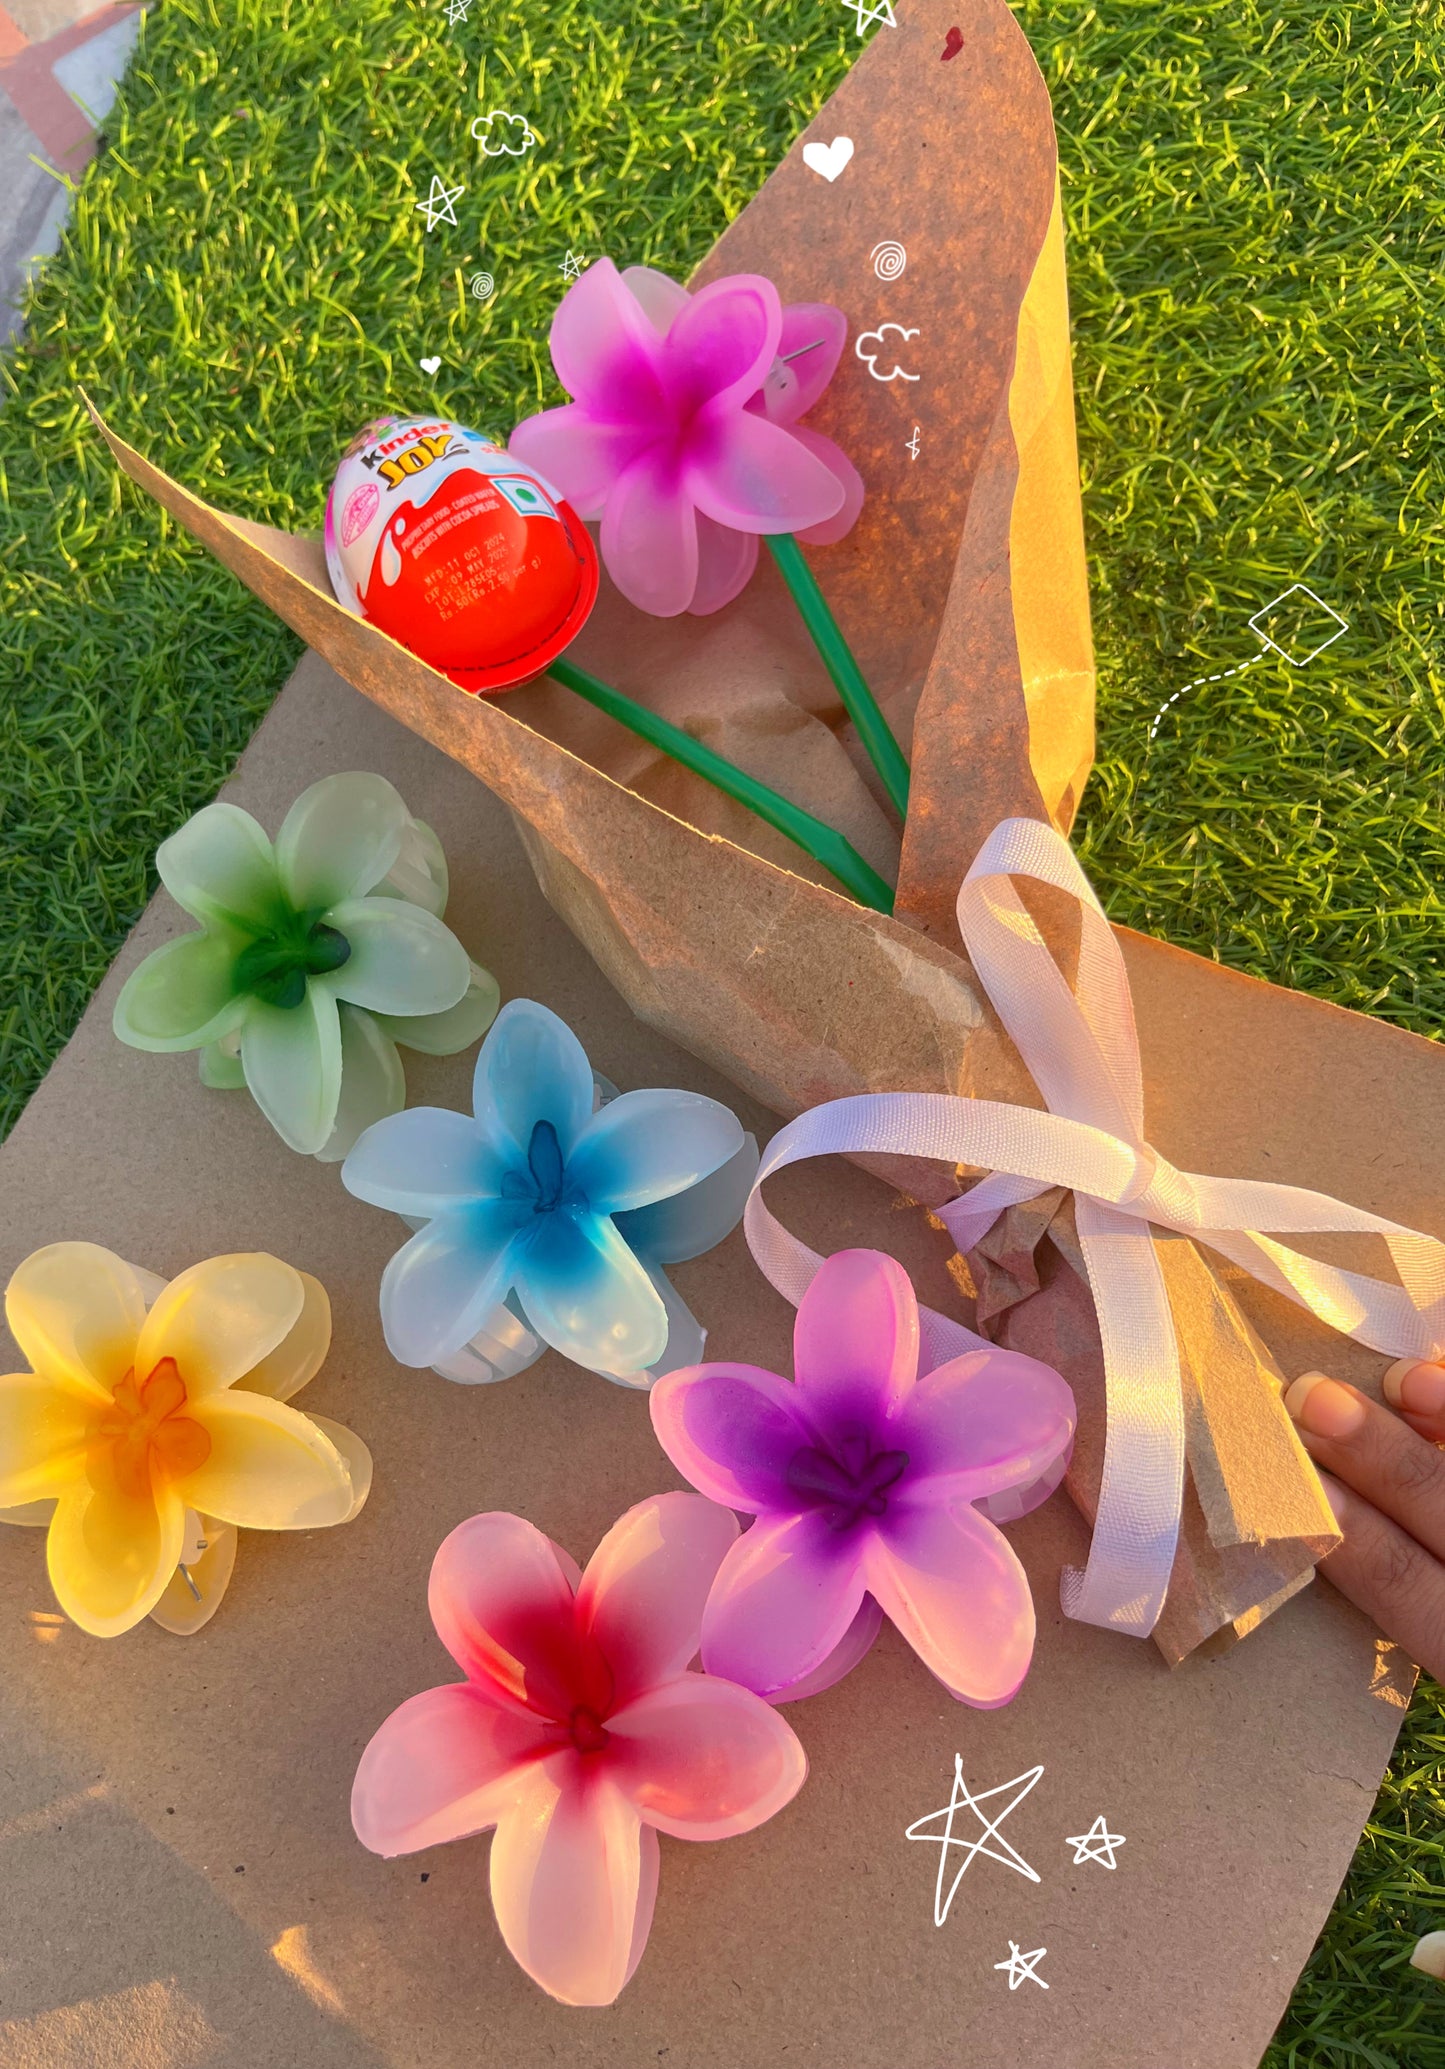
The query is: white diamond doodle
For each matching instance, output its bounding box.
[471,109,537,157]
[995,1941,1049,1991]
[803,136,854,183]
[855,322,920,382]
[1147,582,1348,740]
[1066,1814,1125,1870]
[905,1758,1044,1926]
[414,175,464,233]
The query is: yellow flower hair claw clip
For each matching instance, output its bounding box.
[0,1242,370,1637]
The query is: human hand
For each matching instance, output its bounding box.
[1282,1359,1445,1683]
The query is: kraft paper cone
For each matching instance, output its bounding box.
[81,0,1435,1663]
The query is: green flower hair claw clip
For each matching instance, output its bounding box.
[113,772,500,1159]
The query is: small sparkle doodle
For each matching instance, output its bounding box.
[560,250,585,281]
[1066,1815,1126,1870]
[995,1942,1049,1992]
[941,25,964,59]
[906,426,922,461]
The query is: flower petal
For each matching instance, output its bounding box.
[428,1511,611,1719]
[135,1252,305,1398]
[792,1248,919,1428]
[307,1413,373,1520]
[5,1242,145,1398]
[352,1682,546,1855]
[315,1006,406,1165]
[46,1456,186,1638]
[864,1495,1035,1708]
[769,303,847,421]
[699,1509,866,1699]
[607,1672,806,1837]
[148,1516,238,1635]
[240,987,343,1154]
[568,1089,743,1215]
[649,1361,816,1512]
[772,1594,884,1703]
[619,264,691,337]
[686,410,844,534]
[372,965,500,1056]
[613,1135,759,1264]
[509,405,653,522]
[157,802,285,933]
[323,899,470,1017]
[599,447,699,617]
[549,255,669,422]
[371,814,449,916]
[895,1348,1075,1501]
[513,1211,668,1377]
[687,515,758,616]
[575,1492,738,1706]
[276,772,409,911]
[473,999,595,1162]
[790,426,866,546]
[181,1390,355,1529]
[198,1039,247,1089]
[112,931,250,1053]
[378,1204,529,1367]
[0,1372,100,1504]
[489,1768,648,2007]
[662,274,781,420]
[232,1270,331,1402]
[343,1107,507,1217]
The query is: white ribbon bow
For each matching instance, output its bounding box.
[744,816,1445,1638]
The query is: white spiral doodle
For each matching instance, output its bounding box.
[470,272,495,301]
[870,240,907,281]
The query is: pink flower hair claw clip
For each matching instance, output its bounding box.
[351,1493,806,2006]
[649,1248,1076,1707]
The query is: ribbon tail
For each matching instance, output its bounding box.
[1062,1198,1186,1638]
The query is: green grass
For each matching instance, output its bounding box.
[1,0,1443,2058]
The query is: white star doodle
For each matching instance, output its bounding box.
[843,0,896,30]
[995,1941,1049,1991]
[560,250,585,280]
[414,174,464,234]
[1066,1814,1126,1870]
[444,0,469,22]
[905,1758,1044,1926]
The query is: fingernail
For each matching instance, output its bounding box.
[1383,1358,1445,1419]
[1318,1472,1350,1528]
[1283,1372,1368,1441]
[1410,1929,1445,1981]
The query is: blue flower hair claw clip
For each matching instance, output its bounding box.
[340,999,759,1386]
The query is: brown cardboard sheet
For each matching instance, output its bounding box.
[0,660,1415,2069]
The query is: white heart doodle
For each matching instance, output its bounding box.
[802,136,854,183]
[420,356,442,376]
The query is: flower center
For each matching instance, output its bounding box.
[500,1119,589,1216]
[95,1357,211,1501]
[785,1432,910,1532]
[568,1703,611,1755]
[233,919,352,1010]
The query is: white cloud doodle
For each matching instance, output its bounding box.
[855,322,920,382]
[470,109,538,156]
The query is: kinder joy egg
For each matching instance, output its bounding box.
[324,416,599,695]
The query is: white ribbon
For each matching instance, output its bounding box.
[744,816,1445,1638]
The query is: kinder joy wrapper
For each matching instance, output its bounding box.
[650,1248,1075,1705]
[112,772,500,1161]
[0,1243,370,1637]
[324,416,599,695]
[341,997,758,1385]
[350,1493,806,2007]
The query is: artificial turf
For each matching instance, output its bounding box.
[1,0,1443,2058]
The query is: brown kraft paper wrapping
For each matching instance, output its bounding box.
[82,0,1432,1665]
[0,661,1420,2069]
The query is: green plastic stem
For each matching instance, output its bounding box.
[547,656,895,914]
[764,532,911,821]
